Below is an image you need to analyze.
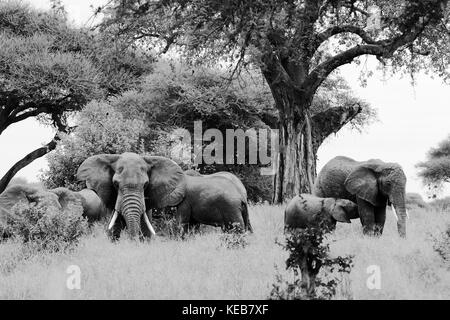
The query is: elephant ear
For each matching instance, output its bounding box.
[50,187,81,210]
[331,206,351,223]
[323,198,351,223]
[0,184,39,217]
[76,154,119,209]
[344,166,381,206]
[144,156,186,208]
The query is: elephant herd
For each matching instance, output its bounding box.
[0,152,251,240]
[0,152,408,241]
[285,156,408,238]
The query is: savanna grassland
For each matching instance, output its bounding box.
[0,203,449,300]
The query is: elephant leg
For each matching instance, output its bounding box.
[139,211,154,240]
[108,214,126,241]
[374,206,386,236]
[356,198,376,236]
[175,200,191,238]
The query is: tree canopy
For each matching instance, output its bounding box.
[43,60,375,203]
[100,0,449,202]
[417,135,450,197]
[0,1,153,192]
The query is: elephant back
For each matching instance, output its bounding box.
[313,156,357,202]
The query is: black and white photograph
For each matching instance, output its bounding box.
[0,0,449,305]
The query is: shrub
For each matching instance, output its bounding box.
[1,199,88,252]
[41,101,146,190]
[270,223,353,300]
[406,193,429,210]
[433,225,450,264]
[151,208,185,240]
[429,197,450,212]
[219,224,249,249]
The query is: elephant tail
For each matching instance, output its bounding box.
[241,201,253,233]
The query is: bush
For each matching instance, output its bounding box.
[406,193,429,210]
[433,225,450,264]
[151,208,185,240]
[1,199,88,252]
[270,222,353,300]
[219,224,249,249]
[429,197,450,212]
[41,101,146,189]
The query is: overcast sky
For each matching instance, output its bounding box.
[1,0,449,199]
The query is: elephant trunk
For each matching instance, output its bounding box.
[391,192,407,238]
[120,190,145,239]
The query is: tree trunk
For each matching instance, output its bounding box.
[271,102,363,203]
[0,134,59,193]
[272,107,315,204]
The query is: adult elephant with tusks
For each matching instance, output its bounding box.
[313,156,408,238]
[77,152,252,240]
[77,153,182,240]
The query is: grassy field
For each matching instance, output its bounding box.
[0,203,449,299]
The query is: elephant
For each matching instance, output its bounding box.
[49,187,109,223]
[0,184,64,237]
[76,152,252,240]
[184,169,252,232]
[284,194,359,230]
[313,156,408,237]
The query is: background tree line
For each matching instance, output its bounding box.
[1,0,449,203]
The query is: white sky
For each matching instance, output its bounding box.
[2,1,449,199]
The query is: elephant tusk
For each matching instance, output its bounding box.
[391,205,398,221]
[143,211,156,237]
[108,210,119,230]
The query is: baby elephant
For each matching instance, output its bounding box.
[284,194,359,230]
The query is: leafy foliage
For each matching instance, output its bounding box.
[101,0,449,82]
[219,223,249,249]
[417,135,450,198]
[0,199,88,252]
[270,222,353,300]
[0,1,153,191]
[99,0,448,200]
[433,225,450,264]
[41,101,146,190]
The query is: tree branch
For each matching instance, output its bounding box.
[0,133,60,193]
[316,25,378,46]
[304,18,429,99]
[311,103,363,150]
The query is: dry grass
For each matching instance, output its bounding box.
[0,203,449,299]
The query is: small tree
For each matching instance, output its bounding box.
[417,135,450,198]
[270,221,353,300]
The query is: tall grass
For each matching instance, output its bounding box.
[0,203,449,299]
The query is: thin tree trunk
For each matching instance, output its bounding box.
[0,133,59,193]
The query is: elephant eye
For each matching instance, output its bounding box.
[117,167,124,173]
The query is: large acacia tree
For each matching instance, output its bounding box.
[0,1,152,193]
[101,0,449,202]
